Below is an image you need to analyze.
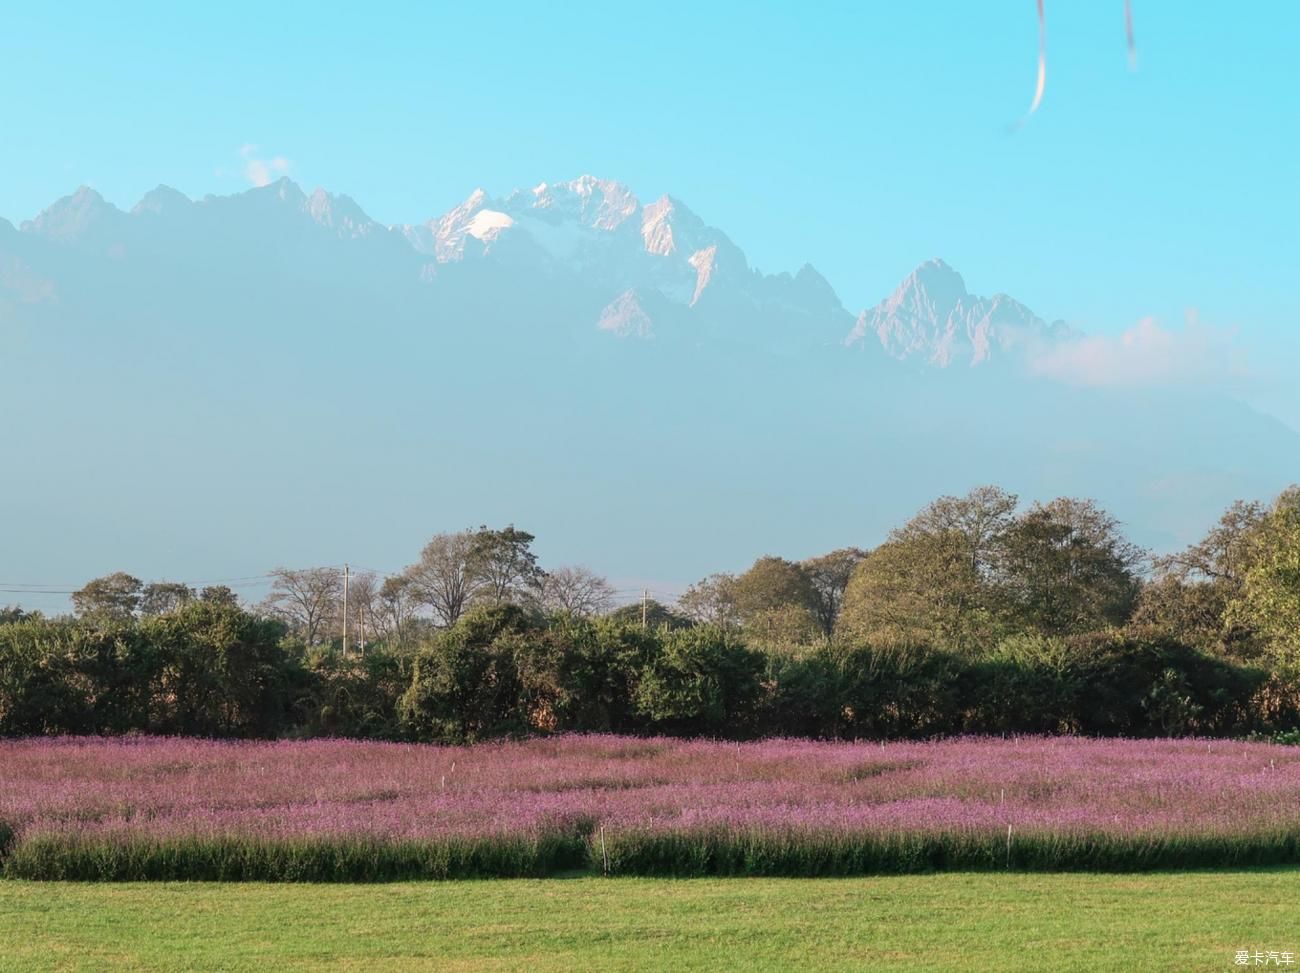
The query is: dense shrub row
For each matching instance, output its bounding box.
[8,827,1300,881]
[1,600,1293,742]
[597,828,1300,877]
[2,833,588,882]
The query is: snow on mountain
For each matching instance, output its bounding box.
[394,176,840,337]
[846,258,1074,367]
[13,178,1074,363]
[515,176,639,232]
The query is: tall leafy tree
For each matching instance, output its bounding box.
[466,525,544,607]
[71,572,143,621]
[1226,487,1300,662]
[895,485,1018,578]
[729,556,820,644]
[1135,499,1269,655]
[801,547,868,636]
[994,498,1144,636]
[199,585,240,607]
[837,487,1017,651]
[837,532,991,651]
[139,581,196,616]
[677,573,739,628]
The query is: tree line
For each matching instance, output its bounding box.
[2,486,1298,741]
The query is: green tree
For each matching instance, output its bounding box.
[837,532,991,651]
[199,585,240,607]
[800,547,867,637]
[512,615,658,733]
[466,525,544,608]
[0,606,34,625]
[729,556,820,644]
[139,600,290,736]
[677,573,738,628]
[397,605,532,742]
[139,581,196,616]
[1226,487,1300,663]
[995,498,1144,636]
[838,487,1018,652]
[894,485,1018,578]
[632,626,764,736]
[607,598,693,630]
[71,572,143,621]
[1134,499,1268,656]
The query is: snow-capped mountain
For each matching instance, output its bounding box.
[396,175,850,342]
[846,258,1074,367]
[4,176,1072,364]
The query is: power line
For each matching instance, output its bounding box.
[0,573,276,591]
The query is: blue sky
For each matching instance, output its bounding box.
[3,1,1296,331]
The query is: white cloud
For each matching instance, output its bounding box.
[238,144,291,187]
[1028,312,1249,388]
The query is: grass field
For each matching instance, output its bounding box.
[2,871,1298,972]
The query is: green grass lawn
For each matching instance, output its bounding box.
[1,871,1296,972]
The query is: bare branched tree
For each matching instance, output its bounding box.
[539,565,615,617]
[343,570,380,649]
[405,532,477,627]
[377,574,419,645]
[264,566,343,645]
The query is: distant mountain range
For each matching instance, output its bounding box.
[1,176,1296,592]
[2,175,1079,365]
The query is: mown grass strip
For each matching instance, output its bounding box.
[3,872,1299,972]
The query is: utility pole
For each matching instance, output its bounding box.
[641,588,648,629]
[359,603,365,655]
[342,563,349,658]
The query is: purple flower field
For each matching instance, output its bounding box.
[3,735,1300,879]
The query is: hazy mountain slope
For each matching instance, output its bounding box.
[1,178,1296,593]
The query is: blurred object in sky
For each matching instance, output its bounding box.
[1015,1,1137,129]
[1126,0,1138,69]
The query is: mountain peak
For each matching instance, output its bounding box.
[894,258,968,310]
[848,259,1059,367]
[305,188,378,237]
[522,176,638,231]
[240,176,305,206]
[22,185,123,242]
[640,194,708,256]
[132,184,191,216]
